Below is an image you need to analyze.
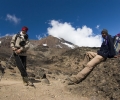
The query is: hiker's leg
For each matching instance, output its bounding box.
[14,54,33,86]
[14,54,27,77]
[66,54,105,85]
[20,56,27,70]
[76,54,105,81]
[19,56,33,86]
[83,52,97,65]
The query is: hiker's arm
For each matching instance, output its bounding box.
[10,34,17,50]
[19,39,30,51]
[114,54,120,58]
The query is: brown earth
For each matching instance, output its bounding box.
[0,36,120,100]
[0,68,89,100]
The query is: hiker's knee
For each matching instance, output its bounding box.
[86,52,97,59]
[86,51,92,55]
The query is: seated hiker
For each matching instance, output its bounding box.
[66,29,116,85]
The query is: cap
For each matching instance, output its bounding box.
[101,29,108,35]
[21,26,28,32]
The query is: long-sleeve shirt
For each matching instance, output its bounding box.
[10,32,30,56]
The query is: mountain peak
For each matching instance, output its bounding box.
[35,35,78,49]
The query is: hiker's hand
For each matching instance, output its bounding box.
[15,49,21,54]
[12,47,17,51]
[114,56,118,58]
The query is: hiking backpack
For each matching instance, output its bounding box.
[113,33,120,55]
[15,32,28,42]
[15,33,28,46]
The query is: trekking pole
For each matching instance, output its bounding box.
[6,52,14,69]
[0,52,14,81]
[17,54,36,88]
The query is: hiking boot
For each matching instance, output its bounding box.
[23,77,34,86]
[65,77,81,85]
[27,80,34,86]
[22,77,29,86]
[23,81,28,86]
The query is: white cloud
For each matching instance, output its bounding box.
[6,14,21,24]
[5,34,14,36]
[36,35,42,40]
[96,25,100,29]
[0,33,14,38]
[47,20,102,47]
[36,33,47,40]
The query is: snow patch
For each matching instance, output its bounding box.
[56,45,62,48]
[43,44,47,46]
[61,42,75,49]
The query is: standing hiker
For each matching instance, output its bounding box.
[10,26,33,86]
[66,29,116,85]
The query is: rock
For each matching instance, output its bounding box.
[10,69,16,73]
[0,64,5,74]
[41,78,50,84]
[34,68,46,79]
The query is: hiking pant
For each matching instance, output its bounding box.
[14,53,28,77]
[75,51,105,80]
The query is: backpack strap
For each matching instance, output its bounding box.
[15,33,21,42]
[24,34,28,40]
[14,33,28,42]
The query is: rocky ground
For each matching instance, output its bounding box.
[0,68,89,100]
[0,46,120,100]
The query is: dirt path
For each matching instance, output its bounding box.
[0,77,89,100]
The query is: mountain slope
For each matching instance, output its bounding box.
[30,35,78,49]
[0,35,120,100]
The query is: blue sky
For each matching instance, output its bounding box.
[0,0,120,47]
